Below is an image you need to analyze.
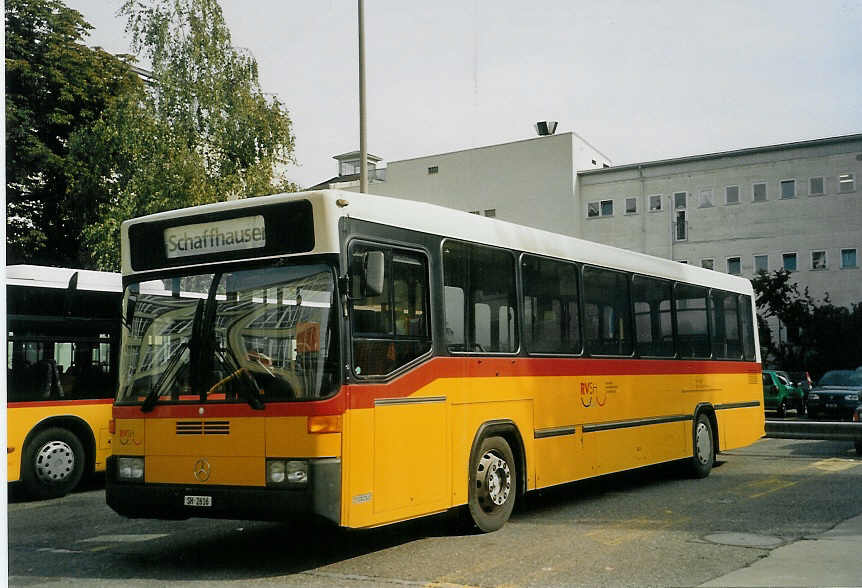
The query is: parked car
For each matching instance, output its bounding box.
[762,370,806,418]
[807,370,862,421]
[853,405,862,456]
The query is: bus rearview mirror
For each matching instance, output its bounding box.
[363,251,385,297]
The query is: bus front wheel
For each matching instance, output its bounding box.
[688,414,714,479]
[467,436,516,532]
[21,427,85,499]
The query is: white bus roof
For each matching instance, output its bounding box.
[5,265,122,293]
[122,190,754,296]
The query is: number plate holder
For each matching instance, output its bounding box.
[184,495,212,507]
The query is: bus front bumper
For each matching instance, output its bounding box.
[105,456,341,525]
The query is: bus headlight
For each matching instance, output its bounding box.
[117,457,145,481]
[266,459,308,487]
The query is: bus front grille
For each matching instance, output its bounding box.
[175,420,230,435]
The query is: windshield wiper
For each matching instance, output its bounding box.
[141,340,190,413]
[141,299,204,413]
[215,343,265,410]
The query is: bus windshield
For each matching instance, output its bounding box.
[117,263,339,406]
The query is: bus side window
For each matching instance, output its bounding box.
[443,241,518,353]
[350,245,432,377]
[738,294,756,361]
[674,284,710,358]
[632,275,674,357]
[583,266,633,356]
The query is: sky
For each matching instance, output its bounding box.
[64,0,862,190]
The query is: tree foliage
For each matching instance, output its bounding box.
[5,0,142,265]
[7,0,298,270]
[752,269,862,379]
[76,0,298,270]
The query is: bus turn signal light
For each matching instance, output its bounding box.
[109,419,115,434]
[307,415,342,434]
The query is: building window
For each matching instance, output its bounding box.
[780,179,796,199]
[811,250,827,270]
[701,259,714,270]
[674,210,687,241]
[484,209,496,218]
[841,248,858,269]
[588,200,614,217]
[725,185,740,205]
[782,252,798,272]
[754,254,769,274]
[625,197,638,214]
[678,260,688,264]
[698,189,713,208]
[809,176,824,196]
[649,194,662,211]
[674,192,687,209]
[726,257,741,275]
[839,173,855,193]
[469,210,480,215]
[427,166,439,174]
[753,182,767,202]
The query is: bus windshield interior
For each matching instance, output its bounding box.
[118,263,339,407]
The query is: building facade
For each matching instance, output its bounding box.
[577,135,862,308]
[309,132,861,309]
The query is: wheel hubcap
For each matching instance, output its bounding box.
[34,441,75,484]
[476,450,511,511]
[695,422,712,465]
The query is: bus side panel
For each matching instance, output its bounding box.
[343,407,374,527]
[371,399,449,516]
[531,375,592,488]
[450,397,535,507]
[7,402,113,482]
[717,373,765,451]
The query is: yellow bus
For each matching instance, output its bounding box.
[7,265,121,498]
[107,190,763,531]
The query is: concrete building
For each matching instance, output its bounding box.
[577,134,862,309]
[308,131,861,309]
[311,130,612,238]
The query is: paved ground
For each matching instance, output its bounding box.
[8,437,862,587]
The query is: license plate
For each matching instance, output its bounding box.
[184,495,212,507]
[825,403,838,409]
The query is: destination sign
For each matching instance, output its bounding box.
[164,215,267,259]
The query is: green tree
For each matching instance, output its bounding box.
[5,0,142,265]
[78,0,298,269]
[752,269,862,378]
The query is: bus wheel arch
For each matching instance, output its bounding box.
[688,404,718,479]
[465,420,526,532]
[21,417,95,498]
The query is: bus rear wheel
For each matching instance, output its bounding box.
[21,428,85,499]
[467,436,516,532]
[688,414,714,479]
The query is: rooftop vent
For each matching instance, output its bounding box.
[534,121,558,136]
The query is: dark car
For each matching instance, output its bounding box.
[807,370,862,421]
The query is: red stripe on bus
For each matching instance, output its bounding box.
[8,398,114,409]
[345,356,760,409]
[112,357,759,418]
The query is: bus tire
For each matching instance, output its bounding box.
[688,414,714,479]
[21,427,86,499]
[467,436,516,532]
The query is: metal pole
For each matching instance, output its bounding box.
[358,0,367,193]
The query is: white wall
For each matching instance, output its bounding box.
[577,137,862,308]
[362,132,609,237]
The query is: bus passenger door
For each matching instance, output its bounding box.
[348,243,446,523]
